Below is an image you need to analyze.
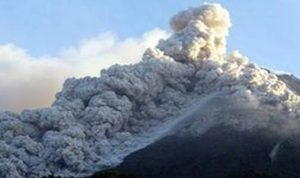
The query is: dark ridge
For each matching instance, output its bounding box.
[89,125,300,178]
[88,171,136,178]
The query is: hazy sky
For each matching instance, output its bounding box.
[0,0,300,111]
[0,0,299,74]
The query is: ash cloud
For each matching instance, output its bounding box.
[0,3,300,178]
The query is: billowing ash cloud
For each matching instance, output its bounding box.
[1,3,300,178]
[168,3,231,61]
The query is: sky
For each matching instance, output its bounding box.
[0,0,299,111]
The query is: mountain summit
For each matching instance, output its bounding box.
[1,3,300,178]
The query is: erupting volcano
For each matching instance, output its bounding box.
[1,3,300,178]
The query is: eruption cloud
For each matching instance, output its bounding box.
[1,3,300,178]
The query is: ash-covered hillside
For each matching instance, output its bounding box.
[1,3,300,178]
[94,90,300,178]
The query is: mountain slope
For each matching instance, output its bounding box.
[91,90,300,178]
[95,125,300,178]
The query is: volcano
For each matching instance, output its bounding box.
[91,90,300,178]
[1,3,300,178]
